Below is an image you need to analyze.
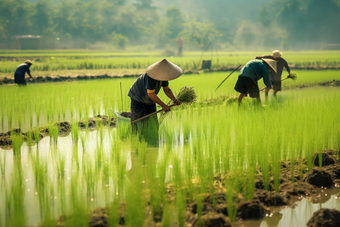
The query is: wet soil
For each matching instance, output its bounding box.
[54,150,340,227]
[307,208,340,227]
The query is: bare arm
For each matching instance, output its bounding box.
[147,91,171,112]
[284,59,291,75]
[163,86,181,105]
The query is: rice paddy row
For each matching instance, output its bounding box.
[1,71,340,226]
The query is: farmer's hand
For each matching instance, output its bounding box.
[173,98,181,105]
[287,74,291,78]
[162,105,171,112]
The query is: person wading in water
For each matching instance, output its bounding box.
[14,60,33,86]
[127,59,182,142]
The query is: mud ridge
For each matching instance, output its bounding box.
[1,70,340,85]
[0,114,120,147]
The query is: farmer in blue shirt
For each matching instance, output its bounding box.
[14,60,33,86]
[128,59,182,137]
[234,58,277,106]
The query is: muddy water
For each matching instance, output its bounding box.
[0,130,340,226]
[238,187,340,227]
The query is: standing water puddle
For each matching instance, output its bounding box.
[0,129,339,226]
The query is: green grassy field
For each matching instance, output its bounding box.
[1,62,340,226]
[1,73,340,226]
[1,50,340,78]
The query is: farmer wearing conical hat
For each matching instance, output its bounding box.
[255,50,291,96]
[234,58,277,106]
[128,59,182,126]
[14,60,33,86]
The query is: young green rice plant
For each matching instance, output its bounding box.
[80,132,87,152]
[8,165,26,227]
[125,167,145,227]
[57,153,66,179]
[195,193,203,226]
[72,143,80,172]
[95,144,104,171]
[11,131,23,154]
[176,190,186,227]
[0,152,6,177]
[49,124,59,143]
[225,174,239,222]
[172,156,182,188]
[26,129,34,147]
[33,128,41,146]
[108,197,120,227]
[84,154,95,199]
[71,122,79,142]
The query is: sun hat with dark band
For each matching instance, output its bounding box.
[146,59,183,81]
[25,60,33,65]
[262,58,277,73]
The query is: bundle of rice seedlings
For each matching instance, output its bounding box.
[173,86,197,105]
[159,86,197,124]
[289,72,298,81]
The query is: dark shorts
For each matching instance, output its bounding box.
[234,76,260,98]
[130,98,159,144]
[130,98,157,121]
[14,74,26,85]
[271,80,282,91]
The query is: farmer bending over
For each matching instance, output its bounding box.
[234,58,277,106]
[14,60,33,86]
[128,59,182,138]
[255,50,291,96]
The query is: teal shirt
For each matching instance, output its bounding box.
[239,59,272,89]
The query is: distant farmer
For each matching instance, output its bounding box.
[128,59,182,139]
[14,60,33,86]
[234,59,277,106]
[255,50,291,96]
[176,37,183,56]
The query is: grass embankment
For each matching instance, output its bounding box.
[1,50,340,78]
[1,71,340,226]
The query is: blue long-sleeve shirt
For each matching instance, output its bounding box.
[15,63,31,77]
[239,59,272,89]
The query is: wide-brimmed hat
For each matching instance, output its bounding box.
[25,60,33,65]
[146,59,183,81]
[262,58,277,73]
[272,50,282,59]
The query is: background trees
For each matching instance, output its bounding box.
[0,0,339,50]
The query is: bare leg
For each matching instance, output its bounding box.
[265,87,270,96]
[238,93,246,107]
[273,90,279,96]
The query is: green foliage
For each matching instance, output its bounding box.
[110,32,129,49]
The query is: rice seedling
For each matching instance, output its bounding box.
[11,132,23,154]
[176,190,186,227]
[71,122,79,142]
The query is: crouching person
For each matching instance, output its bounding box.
[127,59,182,143]
[234,59,277,106]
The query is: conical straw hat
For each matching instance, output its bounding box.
[262,58,277,74]
[272,50,282,59]
[146,59,183,81]
[25,60,33,65]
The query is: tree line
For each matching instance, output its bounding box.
[1,0,339,50]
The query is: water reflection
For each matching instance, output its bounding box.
[1,129,340,227]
